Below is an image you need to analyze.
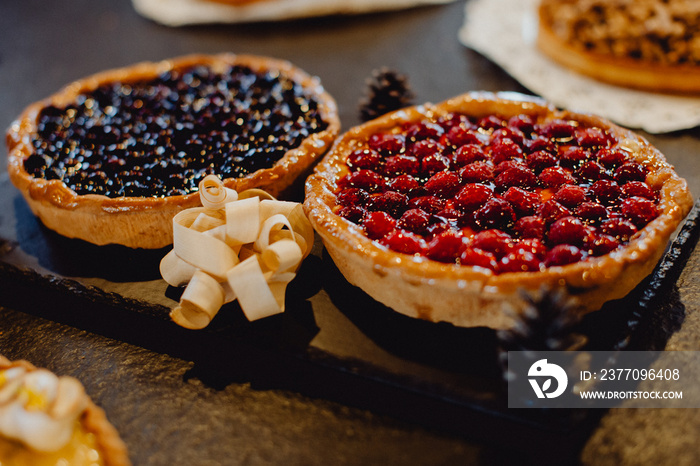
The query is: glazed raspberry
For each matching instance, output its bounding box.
[621,196,659,227]
[453,144,487,167]
[513,216,545,239]
[499,251,542,273]
[347,149,383,171]
[576,201,608,223]
[424,171,461,198]
[380,230,428,255]
[460,247,498,271]
[508,114,536,134]
[548,216,588,246]
[411,140,444,160]
[614,162,647,184]
[368,133,405,155]
[588,179,623,205]
[409,195,446,214]
[545,244,584,266]
[494,165,538,190]
[477,115,504,131]
[575,160,606,182]
[539,166,575,188]
[369,191,408,218]
[491,138,523,164]
[576,126,610,147]
[398,208,431,234]
[552,184,587,208]
[340,169,386,192]
[470,229,514,257]
[541,119,577,139]
[421,153,451,176]
[363,211,396,239]
[539,199,572,225]
[585,233,620,256]
[516,238,548,258]
[336,187,370,207]
[526,150,557,173]
[558,146,588,167]
[459,161,494,183]
[475,197,516,230]
[445,126,480,147]
[384,154,420,177]
[491,127,525,147]
[526,136,557,153]
[597,148,627,167]
[427,230,466,263]
[503,186,539,216]
[600,218,638,242]
[387,174,422,195]
[338,206,367,223]
[454,184,493,211]
[622,181,657,200]
[405,121,443,142]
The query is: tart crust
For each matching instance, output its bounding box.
[303,91,693,329]
[0,357,131,466]
[537,0,700,93]
[6,53,340,249]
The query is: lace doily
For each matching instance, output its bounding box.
[459,0,700,134]
[133,0,455,26]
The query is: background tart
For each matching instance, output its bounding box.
[6,53,340,249]
[303,91,693,329]
[0,356,131,466]
[537,0,700,93]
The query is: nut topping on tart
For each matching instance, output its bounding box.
[0,356,131,466]
[304,92,693,329]
[6,53,339,249]
[537,0,700,93]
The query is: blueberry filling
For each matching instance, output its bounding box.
[25,64,328,198]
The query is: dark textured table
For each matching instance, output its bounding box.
[2,1,700,465]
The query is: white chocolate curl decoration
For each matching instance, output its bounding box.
[160,175,315,329]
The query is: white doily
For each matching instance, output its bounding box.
[133,0,456,27]
[458,0,700,134]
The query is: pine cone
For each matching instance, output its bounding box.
[497,286,588,381]
[359,68,414,122]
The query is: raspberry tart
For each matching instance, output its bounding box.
[0,355,131,466]
[537,0,700,93]
[304,91,692,329]
[6,53,339,249]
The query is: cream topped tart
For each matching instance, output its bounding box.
[6,53,339,249]
[304,92,692,329]
[0,355,130,466]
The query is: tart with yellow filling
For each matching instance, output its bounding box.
[304,91,692,329]
[6,53,339,249]
[0,355,130,466]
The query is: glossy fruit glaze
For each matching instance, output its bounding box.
[24,64,329,198]
[333,112,660,273]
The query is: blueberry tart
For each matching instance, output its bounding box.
[6,53,339,248]
[0,355,131,465]
[304,91,692,329]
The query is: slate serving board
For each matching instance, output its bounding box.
[1,171,698,464]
